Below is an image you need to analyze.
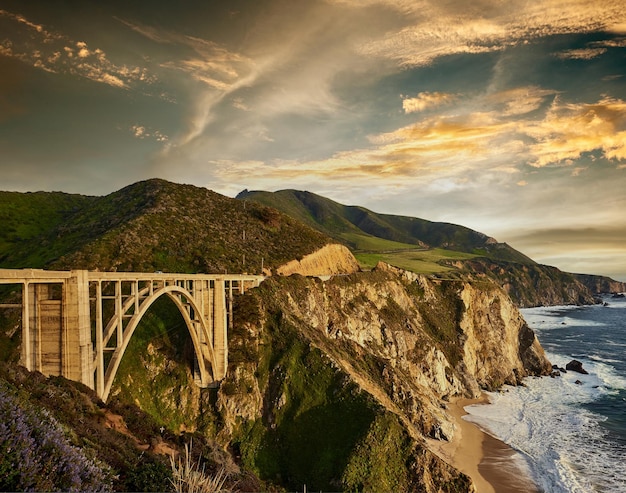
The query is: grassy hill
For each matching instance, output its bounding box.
[237,189,535,273]
[0,190,94,265]
[0,179,331,274]
[236,189,602,306]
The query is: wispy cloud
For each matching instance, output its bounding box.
[336,0,626,67]
[0,9,154,89]
[487,86,557,116]
[0,8,61,42]
[555,47,607,60]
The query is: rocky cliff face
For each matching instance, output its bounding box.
[448,258,597,307]
[215,262,551,491]
[574,273,626,295]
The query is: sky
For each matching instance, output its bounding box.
[1,0,625,281]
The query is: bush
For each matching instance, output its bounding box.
[0,381,113,492]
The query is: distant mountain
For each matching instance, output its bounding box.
[236,189,608,307]
[236,189,535,264]
[0,179,330,274]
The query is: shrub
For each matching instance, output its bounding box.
[0,381,113,492]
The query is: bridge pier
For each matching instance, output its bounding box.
[213,278,228,381]
[18,271,93,388]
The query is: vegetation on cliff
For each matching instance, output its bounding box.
[0,179,330,274]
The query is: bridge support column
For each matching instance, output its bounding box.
[19,270,93,390]
[213,278,228,380]
[63,270,94,389]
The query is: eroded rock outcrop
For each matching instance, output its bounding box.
[216,261,551,491]
[275,243,361,277]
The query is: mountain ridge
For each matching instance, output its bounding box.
[0,179,332,274]
[237,188,534,263]
[237,188,625,305]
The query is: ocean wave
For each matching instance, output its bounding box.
[464,376,626,492]
[498,302,626,491]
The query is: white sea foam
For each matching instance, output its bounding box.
[464,376,626,492]
[462,303,626,492]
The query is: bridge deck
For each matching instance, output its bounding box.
[0,268,265,284]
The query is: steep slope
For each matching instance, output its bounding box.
[0,179,332,274]
[216,263,551,491]
[0,190,94,266]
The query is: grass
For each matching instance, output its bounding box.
[355,247,478,274]
[340,232,418,251]
[232,309,379,491]
[169,441,229,493]
[110,296,199,432]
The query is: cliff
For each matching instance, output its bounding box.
[215,262,551,491]
[0,253,552,491]
[573,273,626,294]
[445,258,597,307]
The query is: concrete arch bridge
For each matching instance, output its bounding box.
[0,269,264,401]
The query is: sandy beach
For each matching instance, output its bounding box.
[427,395,539,493]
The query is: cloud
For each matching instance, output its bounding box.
[523,96,626,166]
[487,86,557,116]
[161,36,254,91]
[114,17,171,44]
[335,0,626,67]
[118,18,266,147]
[0,9,155,89]
[129,124,168,142]
[0,8,61,42]
[402,92,455,113]
[555,47,607,60]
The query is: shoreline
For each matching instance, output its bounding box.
[427,394,539,493]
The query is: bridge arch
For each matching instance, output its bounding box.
[101,284,218,402]
[0,269,264,401]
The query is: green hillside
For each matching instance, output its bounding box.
[237,188,535,274]
[0,179,331,273]
[0,191,94,265]
[236,188,603,306]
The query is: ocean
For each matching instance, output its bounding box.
[464,294,626,493]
